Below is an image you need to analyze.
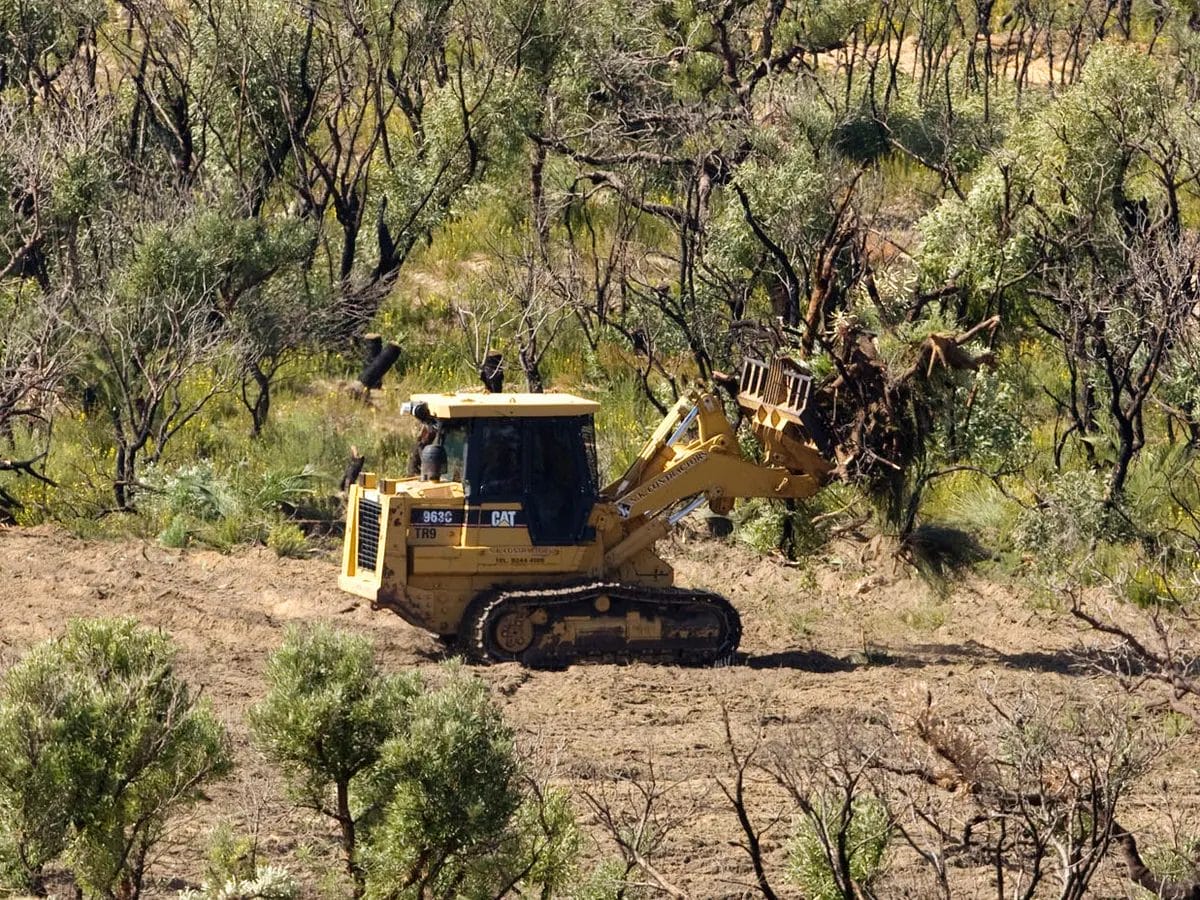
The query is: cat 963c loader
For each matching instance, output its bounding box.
[339,357,835,666]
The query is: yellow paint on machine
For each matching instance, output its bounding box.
[339,360,834,656]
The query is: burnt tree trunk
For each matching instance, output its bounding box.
[241,362,273,437]
[340,447,365,492]
[480,351,503,392]
[361,333,383,368]
[1112,823,1200,900]
[358,342,401,390]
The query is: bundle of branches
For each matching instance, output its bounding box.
[813,314,1000,520]
[0,291,71,519]
[732,314,1000,523]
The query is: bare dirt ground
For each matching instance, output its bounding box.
[0,525,1190,898]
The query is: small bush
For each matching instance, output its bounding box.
[942,368,1033,469]
[1137,833,1200,898]
[178,824,299,900]
[201,514,264,552]
[736,498,827,559]
[158,513,192,548]
[252,630,581,899]
[933,473,1020,539]
[145,462,235,522]
[178,865,298,900]
[1123,566,1174,608]
[1013,469,1131,559]
[143,462,321,553]
[0,619,231,896]
[251,625,415,802]
[899,598,948,632]
[359,668,582,900]
[786,794,891,900]
[250,466,318,515]
[267,522,308,558]
[251,626,421,893]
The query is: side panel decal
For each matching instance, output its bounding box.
[411,508,526,527]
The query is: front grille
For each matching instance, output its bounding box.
[356,499,381,572]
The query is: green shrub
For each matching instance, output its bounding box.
[144,462,235,522]
[931,473,1019,539]
[899,597,948,632]
[786,794,891,900]
[200,514,264,552]
[359,667,582,899]
[266,522,308,558]
[250,626,420,893]
[735,497,829,559]
[251,629,417,786]
[178,865,298,900]
[1013,469,1131,558]
[158,513,192,548]
[941,368,1033,469]
[250,465,319,515]
[1122,444,1200,540]
[372,671,520,857]
[1124,566,1173,608]
[736,498,787,554]
[252,630,581,899]
[0,619,231,896]
[203,822,259,887]
[141,461,322,553]
[571,859,639,900]
[1136,833,1200,898]
[177,823,298,900]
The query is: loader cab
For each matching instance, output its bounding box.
[406,392,601,545]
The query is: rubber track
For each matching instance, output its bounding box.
[459,581,741,668]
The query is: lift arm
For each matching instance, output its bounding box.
[599,359,835,573]
[611,418,823,519]
[603,358,834,520]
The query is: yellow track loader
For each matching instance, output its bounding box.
[339,357,834,666]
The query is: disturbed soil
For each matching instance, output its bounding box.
[0,525,1191,898]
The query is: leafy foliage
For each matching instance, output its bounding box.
[0,619,231,897]
[251,625,416,810]
[1013,470,1133,559]
[786,793,891,900]
[252,628,580,898]
[178,824,299,900]
[360,669,581,898]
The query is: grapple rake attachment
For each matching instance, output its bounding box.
[736,357,833,480]
[737,356,814,424]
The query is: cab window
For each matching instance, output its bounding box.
[471,420,523,501]
[442,423,467,483]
